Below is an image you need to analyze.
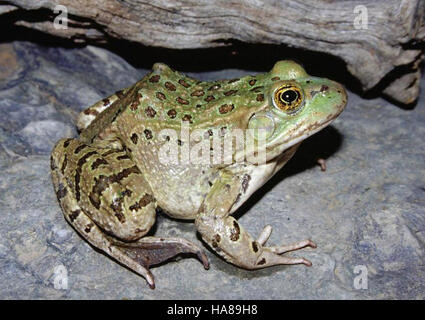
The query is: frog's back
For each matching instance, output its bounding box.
[129,63,273,131]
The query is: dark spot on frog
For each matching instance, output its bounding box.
[224,90,238,96]
[130,133,138,144]
[178,79,190,88]
[256,94,264,102]
[117,154,130,160]
[271,76,280,81]
[177,97,189,105]
[91,157,108,170]
[111,200,126,223]
[74,144,88,154]
[50,156,57,171]
[219,104,234,114]
[63,139,72,148]
[60,154,68,173]
[250,86,264,93]
[83,108,99,116]
[196,104,202,108]
[208,181,213,187]
[149,75,160,83]
[145,106,156,118]
[252,241,259,252]
[242,174,251,193]
[115,90,125,99]
[164,81,176,91]
[228,78,239,83]
[68,210,80,222]
[56,183,67,199]
[84,223,94,233]
[177,139,183,146]
[257,258,266,265]
[167,109,177,118]
[182,114,193,123]
[102,98,110,106]
[230,221,240,241]
[75,151,98,201]
[220,127,227,136]
[320,85,329,92]
[129,194,154,211]
[204,95,215,102]
[144,129,153,139]
[212,234,221,248]
[156,92,166,100]
[191,90,204,97]
[208,84,221,91]
[130,100,138,111]
[249,79,257,86]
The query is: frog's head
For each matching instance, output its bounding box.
[248,60,347,160]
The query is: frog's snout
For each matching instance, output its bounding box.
[306,79,347,117]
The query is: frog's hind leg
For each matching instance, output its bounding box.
[77,88,129,132]
[110,236,209,289]
[51,138,208,289]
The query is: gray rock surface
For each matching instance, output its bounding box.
[0,41,424,299]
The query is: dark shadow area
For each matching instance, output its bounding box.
[1,14,361,96]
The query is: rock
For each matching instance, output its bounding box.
[1,0,424,105]
[0,41,424,299]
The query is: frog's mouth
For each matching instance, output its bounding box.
[265,110,342,161]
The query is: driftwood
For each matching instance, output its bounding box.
[1,0,424,104]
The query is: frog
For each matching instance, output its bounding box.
[50,60,347,289]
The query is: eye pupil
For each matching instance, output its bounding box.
[281,90,298,104]
[273,85,304,114]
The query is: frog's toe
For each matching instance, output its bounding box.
[113,236,209,276]
[197,250,210,270]
[270,239,317,254]
[256,225,273,245]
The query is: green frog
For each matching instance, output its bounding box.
[50,60,347,289]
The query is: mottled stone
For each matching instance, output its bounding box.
[0,41,424,299]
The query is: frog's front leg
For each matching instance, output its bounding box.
[76,88,129,132]
[51,138,208,288]
[195,170,316,269]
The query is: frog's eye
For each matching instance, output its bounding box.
[273,85,304,114]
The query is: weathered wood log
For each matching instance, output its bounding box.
[1,0,424,104]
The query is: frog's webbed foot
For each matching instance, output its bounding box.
[195,169,316,270]
[254,225,317,268]
[111,237,209,289]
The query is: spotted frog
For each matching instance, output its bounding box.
[51,61,347,288]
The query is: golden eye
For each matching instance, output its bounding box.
[273,85,304,114]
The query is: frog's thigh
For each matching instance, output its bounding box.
[77,88,129,132]
[51,139,209,288]
[51,138,156,242]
